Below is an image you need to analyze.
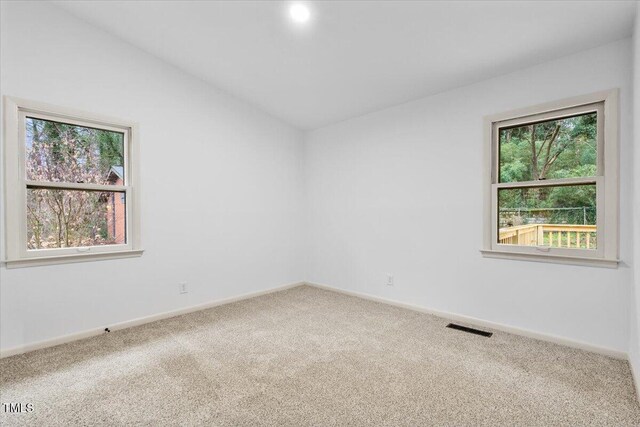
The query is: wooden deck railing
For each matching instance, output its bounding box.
[499,224,596,249]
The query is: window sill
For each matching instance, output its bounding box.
[480,249,618,268]
[2,249,144,269]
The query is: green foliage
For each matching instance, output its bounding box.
[97,131,124,176]
[498,112,598,226]
[499,112,596,183]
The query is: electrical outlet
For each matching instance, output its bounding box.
[178,282,188,294]
[387,274,394,287]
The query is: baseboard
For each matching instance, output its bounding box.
[1,280,629,363]
[305,281,627,360]
[0,281,304,359]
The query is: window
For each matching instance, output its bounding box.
[3,97,142,267]
[482,90,618,267]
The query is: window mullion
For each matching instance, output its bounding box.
[495,176,598,190]
[25,180,127,192]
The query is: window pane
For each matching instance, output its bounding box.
[498,184,596,249]
[499,112,597,183]
[27,188,126,249]
[26,117,125,185]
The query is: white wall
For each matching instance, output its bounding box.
[630,2,640,382]
[0,2,305,352]
[304,39,634,353]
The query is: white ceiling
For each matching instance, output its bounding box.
[55,1,636,130]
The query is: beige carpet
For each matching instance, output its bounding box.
[1,285,639,426]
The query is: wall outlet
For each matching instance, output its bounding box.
[178,282,188,294]
[386,274,394,287]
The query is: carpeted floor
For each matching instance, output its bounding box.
[1,285,639,426]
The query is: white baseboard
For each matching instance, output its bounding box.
[1,280,630,364]
[305,281,628,360]
[0,281,304,359]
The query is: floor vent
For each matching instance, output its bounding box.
[446,323,492,337]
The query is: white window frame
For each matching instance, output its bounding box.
[481,90,618,268]
[3,96,143,268]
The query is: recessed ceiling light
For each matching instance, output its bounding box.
[290,3,310,24]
